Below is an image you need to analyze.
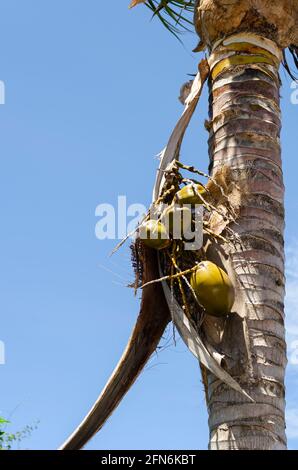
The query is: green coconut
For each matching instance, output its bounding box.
[190,261,235,317]
[162,205,192,238]
[175,184,207,205]
[139,219,170,250]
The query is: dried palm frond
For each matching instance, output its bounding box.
[60,245,171,450]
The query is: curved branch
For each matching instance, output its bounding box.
[59,246,170,450]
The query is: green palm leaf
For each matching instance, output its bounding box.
[145,1,196,36]
[135,1,298,77]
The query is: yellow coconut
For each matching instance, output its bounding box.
[190,261,235,317]
[175,184,207,205]
[139,219,170,250]
[162,205,192,239]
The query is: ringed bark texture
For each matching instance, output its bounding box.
[206,52,287,449]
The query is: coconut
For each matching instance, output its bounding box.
[162,205,192,239]
[175,184,207,205]
[190,260,235,317]
[139,220,170,250]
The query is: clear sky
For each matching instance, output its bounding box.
[0,1,298,450]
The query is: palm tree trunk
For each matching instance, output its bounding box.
[59,1,296,450]
[204,40,287,450]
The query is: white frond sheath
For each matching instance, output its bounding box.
[153,58,252,402]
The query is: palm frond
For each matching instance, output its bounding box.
[289,45,298,70]
[134,1,298,82]
[282,46,298,81]
[145,1,196,37]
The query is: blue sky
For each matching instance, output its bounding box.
[0,1,297,450]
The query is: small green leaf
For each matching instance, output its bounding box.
[0,418,10,424]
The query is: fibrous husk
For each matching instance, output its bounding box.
[179,80,194,105]
[206,165,248,236]
[194,0,298,49]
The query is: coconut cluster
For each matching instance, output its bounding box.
[194,0,298,49]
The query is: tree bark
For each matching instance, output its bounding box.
[204,46,287,450]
